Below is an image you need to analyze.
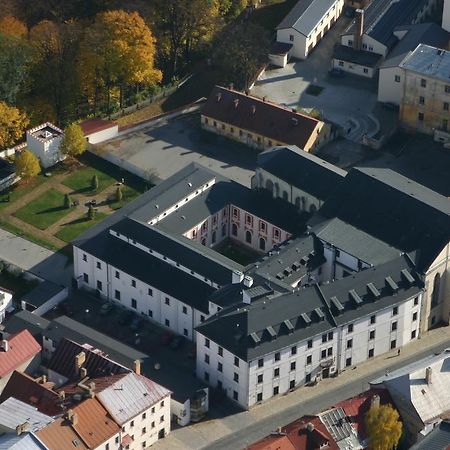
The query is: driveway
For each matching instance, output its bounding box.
[252,16,382,143]
[94,115,256,187]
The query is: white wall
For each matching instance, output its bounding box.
[28,287,69,316]
[0,289,13,323]
[277,28,307,59]
[332,58,376,78]
[26,133,63,169]
[378,66,404,104]
[87,126,119,144]
[341,33,388,57]
[171,398,190,427]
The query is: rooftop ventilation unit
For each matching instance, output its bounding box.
[330,296,344,312]
[349,289,363,306]
[401,269,415,285]
[367,283,381,299]
[283,319,295,334]
[385,276,399,293]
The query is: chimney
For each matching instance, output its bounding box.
[134,359,141,375]
[234,99,239,108]
[59,390,65,400]
[1,339,9,352]
[371,394,380,409]
[251,105,256,114]
[306,422,315,432]
[16,422,30,436]
[426,367,432,384]
[353,9,364,51]
[80,367,87,379]
[66,409,78,426]
[75,351,86,372]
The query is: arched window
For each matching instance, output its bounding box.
[246,230,252,244]
[274,182,280,198]
[211,231,216,244]
[259,237,266,251]
[295,197,301,209]
[301,197,306,210]
[232,223,238,236]
[282,190,289,201]
[431,273,441,307]
[201,238,206,246]
[222,223,227,237]
[258,172,264,188]
[265,179,274,195]
[309,204,317,214]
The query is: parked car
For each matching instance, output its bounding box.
[328,68,345,78]
[118,310,134,325]
[99,302,114,315]
[130,317,144,332]
[170,336,185,350]
[160,331,173,346]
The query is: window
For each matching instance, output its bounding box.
[445,85,450,93]
[346,357,352,367]
[245,230,252,244]
[391,321,397,331]
[390,340,397,349]
[234,373,239,383]
[257,374,263,383]
[321,349,327,359]
[328,332,333,341]
[114,290,121,301]
[233,391,238,401]
[165,319,170,327]
[363,68,368,74]
[105,444,109,450]
[418,112,424,121]
[232,223,238,236]
[130,420,134,428]
[370,315,376,324]
[200,315,205,322]
[338,61,344,67]
[83,273,89,283]
[115,270,120,279]
[183,328,188,336]
[148,309,153,317]
[322,334,327,343]
[335,249,340,258]
[274,352,280,362]
[290,380,295,389]
[115,437,119,444]
[258,358,264,368]
[443,119,448,131]
[218,362,223,372]
[131,279,136,288]
[142,443,146,449]
[290,361,296,371]
[205,338,210,348]
[257,393,263,402]
[348,324,354,333]
[274,368,280,377]
[414,297,419,306]
[444,102,449,111]
[347,339,353,349]
[151,421,155,429]
[160,415,164,423]
[182,306,187,314]
[411,330,417,339]
[306,355,312,365]
[368,348,374,358]
[96,280,102,291]
[165,297,170,306]
[82,254,87,262]
[160,400,164,408]
[142,427,146,435]
[307,339,313,349]
[151,407,155,414]
[369,330,375,340]
[148,288,153,296]
[259,237,266,251]
[291,346,297,355]
[421,79,426,87]
[245,214,253,227]
[131,298,137,309]
[327,347,333,356]
[348,40,353,46]
[419,96,425,105]
[232,207,239,219]
[369,46,373,51]
[259,221,267,233]
[213,121,217,127]
[234,356,239,367]
[273,386,279,395]
[96,261,101,269]
[221,223,227,237]
[305,373,312,383]
[218,347,223,357]
[142,413,146,420]
[395,75,401,82]
[393,306,398,316]
[289,34,294,41]
[211,230,216,244]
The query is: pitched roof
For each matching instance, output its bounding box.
[0,371,62,416]
[202,86,322,150]
[79,118,116,136]
[277,0,338,36]
[410,420,450,450]
[0,397,53,432]
[0,329,41,378]
[0,159,15,181]
[47,338,129,381]
[0,433,47,450]
[332,44,383,67]
[314,167,450,271]
[19,280,66,309]
[35,417,89,450]
[257,146,346,201]
[96,372,171,425]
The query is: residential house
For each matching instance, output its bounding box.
[378,23,450,105]
[251,145,346,213]
[398,44,450,141]
[26,123,64,169]
[0,287,13,323]
[202,86,331,152]
[273,0,345,65]
[0,433,47,449]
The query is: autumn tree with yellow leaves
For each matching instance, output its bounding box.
[0,102,29,149]
[0,15,28,38]
[15,149,41,181]
[365,403,402,450]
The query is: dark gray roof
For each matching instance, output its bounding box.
[79,230,215,313]
[381,23,450,68]
[277,0,338,36]
[410,420,450,450]
[313,167,450,272]
[257,146,346,201]
[197,255,420,361]
[0,159,14,181]
[2,310,50,337]
[19,280,66,308]
[332,44,383,67]
[313,217,402,266]
[400,44,450,83]
[344,0,430,49]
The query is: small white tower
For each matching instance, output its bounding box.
[26,122,64,169]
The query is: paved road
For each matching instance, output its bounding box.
[152,325,450,450]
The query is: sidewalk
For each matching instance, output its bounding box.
[152,325,450,450]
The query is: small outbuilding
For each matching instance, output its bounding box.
[20,280,68,316]
[79,118,119,144]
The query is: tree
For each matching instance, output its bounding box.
[15,149,40,180]
[219,0,248,19]
[115,186,123,203]
[60,123,87,157]
[64,193,71,209]
[365,404,402,450]
[0,15,28,38]
[0,102,29,149]
[91,174,99,191]
[0,35,34,104]
[87,204,96,220]
[214,22,269,90]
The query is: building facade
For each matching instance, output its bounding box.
[26,123,64,169]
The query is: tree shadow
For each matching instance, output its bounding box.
[37,206,67,215]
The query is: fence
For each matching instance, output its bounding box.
[0,142,26,159]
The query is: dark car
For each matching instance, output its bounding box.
[118,310,134,325]
[160,331,173,346]
[328,68,345,78]
[130,317,144,332]
[170,336,185,350]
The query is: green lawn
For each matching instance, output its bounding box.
[109,186,141,211]
[14,188,71,230]
[215,240,260,266]
[250,0,298,31]
[63,167,115,194]
[56,212,107,242]
[0,177,46,211]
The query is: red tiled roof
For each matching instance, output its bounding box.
[202,86,321,149]
[0,371,62,416]
[36,417,89,450]
[79,118,116,136]
[334,388,395,438]
[0,329,41,377]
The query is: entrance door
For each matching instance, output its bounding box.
[322,368,330,378]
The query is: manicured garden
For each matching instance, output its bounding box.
[63,167,115,194]
[56,212,108,242]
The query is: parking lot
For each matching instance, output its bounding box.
[94,115,256,187]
